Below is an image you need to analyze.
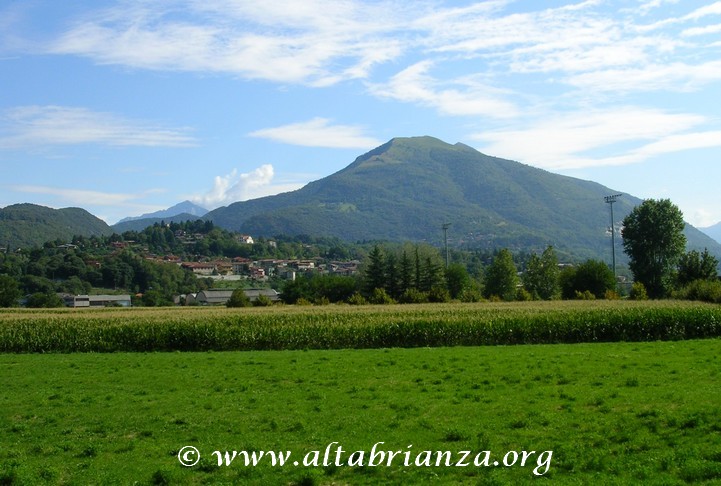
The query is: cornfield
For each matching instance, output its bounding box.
[1,301,719,353]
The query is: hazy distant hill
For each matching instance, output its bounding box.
[207,136,721,261]
[111,200,208,233]
[117,200,207,224]
[112,212,203,233]
[698,222,721,245]
[0,203,112,249]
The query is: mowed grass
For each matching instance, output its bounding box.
[2,339,721,485]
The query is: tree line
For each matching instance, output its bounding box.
[1,198,720,307]
[281,199,720,305]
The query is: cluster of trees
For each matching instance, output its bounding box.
[453,199,718,303]
[2,198,720,308]
[279,199,721,306]
[0,220,374,308]
[279,244,617,305]
[622,199,719,300]
[116,221,362,261]
[0,247,201,307]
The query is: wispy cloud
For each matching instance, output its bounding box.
[10,184,166,212]
[682,23,721,37]
[0,105,195,148]
[249,118,381,149]
[18,1,721,174]
[566,60,721,93]
[472,107,719,170]
[632,0,680,16]
[30,1,721,87]
[368,61,519,118]
[190,165,304,209]
[47,1,407,87]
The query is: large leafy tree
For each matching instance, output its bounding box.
[445,263,471,299]
[0,275,21,307]
[559,259,616,299]
[523,246,560,300]
[622,199,686,298]
[226,288,251,308]
[677,249,718,286]
[484,248,518,301]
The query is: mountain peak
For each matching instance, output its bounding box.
[348,136,465,171]
[118,200,208,224]
[204,136,721,260]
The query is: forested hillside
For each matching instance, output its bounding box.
[0,204,112,249]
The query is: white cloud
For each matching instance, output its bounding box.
[567,60,721,93]
[423,1,615,58]
[685,2,721,21]
[32,1,721,98]
[190,165,304,209]
[472,108,715,170]
[368,61,519,118]
[635,0,681,16]
[0,105,195,148]
[628,130,721,159]
[682,23,721,37]
[9,184,166,212]
[11,0,721,177]
[691,207,717,228]
[249,118,381,149]
[47,0,408,86]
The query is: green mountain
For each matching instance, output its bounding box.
[0,203,112,249]
[206,136,721,261]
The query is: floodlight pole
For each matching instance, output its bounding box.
[442,223,451,268]
[604,194,622,280]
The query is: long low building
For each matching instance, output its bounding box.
[62,294,132,308]
[183,288,281,305]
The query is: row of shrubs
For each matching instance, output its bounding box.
[280,283,654,307]
[260,278,720,307]
[669,279,721,303]
[2,303,720,353]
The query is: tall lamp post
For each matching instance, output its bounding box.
[604,194,622,280]
[442,223,451,268]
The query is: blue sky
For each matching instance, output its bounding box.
[1,0,720,226]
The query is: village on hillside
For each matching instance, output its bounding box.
[57,230,361,307]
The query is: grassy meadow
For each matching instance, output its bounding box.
[1,302,721,484]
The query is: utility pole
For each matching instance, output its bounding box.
[604,194,622,280]
[442,223,451,268]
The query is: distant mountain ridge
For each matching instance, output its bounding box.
[0,203,112,249]
[4,137,720,260]
[206,136,721,261]
[698,222,721,245]
[111,200,208,232]
[117,200,207,224]
[112,212,204,233]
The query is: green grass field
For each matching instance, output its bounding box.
[2,336,720,484]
